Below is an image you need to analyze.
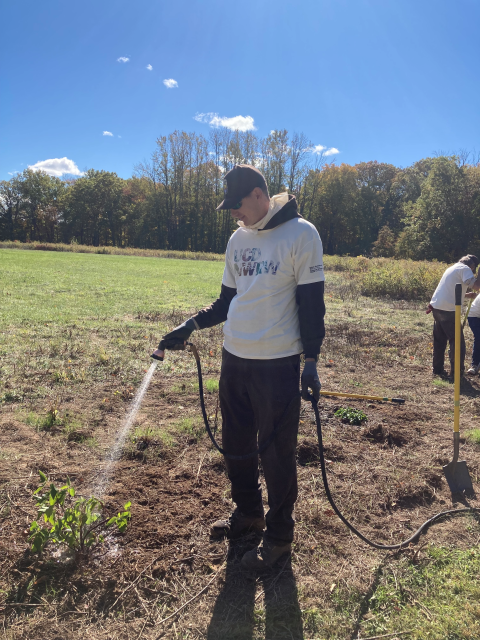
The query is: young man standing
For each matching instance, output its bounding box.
[427,255,480,377]
[152,165,325,570]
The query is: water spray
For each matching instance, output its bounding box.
[94,361,158,498]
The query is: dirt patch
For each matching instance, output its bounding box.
[361,423,409,447]
[297,438,345,465]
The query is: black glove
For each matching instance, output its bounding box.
[301,360,321,402]
[158,318,197,349]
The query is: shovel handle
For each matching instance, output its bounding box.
[454,284,461,434]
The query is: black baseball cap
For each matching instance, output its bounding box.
[216,164,268,210]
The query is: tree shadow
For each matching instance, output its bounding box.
[206,543,303,640]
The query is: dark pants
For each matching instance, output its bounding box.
[468,317,480,366]
[432,308,466,374]
[219,348,301,544]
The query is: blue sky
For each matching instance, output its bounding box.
[1,0,479,180]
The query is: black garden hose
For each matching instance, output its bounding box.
[309,396,480,550]
[189,342,480,550]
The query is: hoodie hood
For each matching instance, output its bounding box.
[237,193,302,233]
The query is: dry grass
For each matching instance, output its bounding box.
[0,240,223,262]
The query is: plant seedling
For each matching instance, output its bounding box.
[334,407,367,426]
[29,471,131,556]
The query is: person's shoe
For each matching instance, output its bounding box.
[210,509,265,540]
[467,365,480,375]
[241,539,292,571]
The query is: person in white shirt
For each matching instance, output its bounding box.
[466,292,480,374]
[152,165,325,570]
[427,255,480,377]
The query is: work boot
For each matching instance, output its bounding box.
[433,369,449,379]
[241,539,292,571]
[210,509,265,540]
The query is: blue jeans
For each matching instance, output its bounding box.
[468,316,480,366]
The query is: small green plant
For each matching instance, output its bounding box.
[29,471,131,555]
[177,417,203,438]
[98,348,109,364]
[26,397,64,431]
[466,429,480,445]
[26,411,58,431]
[204,379,219,393]
[433,377,451,387]
[334,407,367,425]
[131,425,174,448]
[1,389,23,403]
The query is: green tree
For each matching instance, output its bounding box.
[62,170,124,246]
[355,161,398,253]
[302,163,360,255]
[399,156,480,261]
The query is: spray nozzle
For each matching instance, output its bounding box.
[150,338,187,361]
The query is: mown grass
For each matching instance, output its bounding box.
[356,546,480,639]
[0,248,224,408]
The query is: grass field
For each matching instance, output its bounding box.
[1,247,480,639]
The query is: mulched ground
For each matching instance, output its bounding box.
[1,346,480,639]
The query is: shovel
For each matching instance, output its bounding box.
[443,283,474,493]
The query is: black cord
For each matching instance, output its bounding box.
[190,343,480,549]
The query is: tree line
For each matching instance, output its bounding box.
[1,129,480,262]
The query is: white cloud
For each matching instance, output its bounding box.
[28,157,83,177]
[194,112,256,132]
[8,171,19,175]
[163,78,178,88]
[146,64,153,71]
[103,131,114,136]
[117,56,130,63]
[309,144,339,156]
[118,135,122,138]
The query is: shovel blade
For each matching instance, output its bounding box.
[443,460,474,493]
